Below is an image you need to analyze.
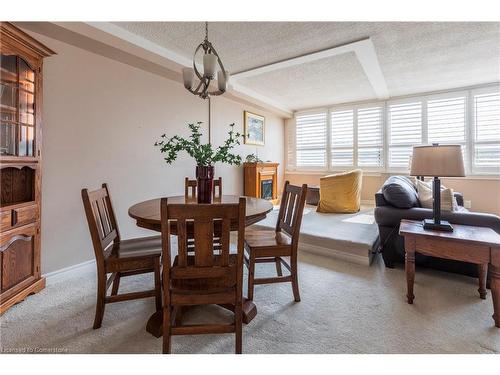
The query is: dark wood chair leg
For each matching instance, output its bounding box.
[111,272,121,296]
[291,255,301,302]
[162,305,171,354]
[93,271,107,329]
[247,254,256,301]
[235,302,243,354]
[154,258,162,311]
[478,263,488,299]
[275,257,283,276]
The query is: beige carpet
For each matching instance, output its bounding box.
[1,252,499,354]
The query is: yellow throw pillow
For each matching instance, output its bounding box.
[317,169,363,213]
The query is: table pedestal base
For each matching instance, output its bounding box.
[146,299,257,338]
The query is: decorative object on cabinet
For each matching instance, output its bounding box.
[0,22,55,314]
[154,122,242,203]
[243,162,279,203]
[245,153,263,163]
[244,111,265,146]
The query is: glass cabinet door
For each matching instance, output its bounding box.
[0,54,36,157]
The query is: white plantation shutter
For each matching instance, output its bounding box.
[295,112,327,168]
[286,119,296,170]
[357,106,383,168]
[427,95,467,166]
[286,85,500,176]
[473,91,500,173]
[388,101,422,168]
[331,109,354,167]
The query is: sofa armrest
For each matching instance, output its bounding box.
[374,206,500,234]
[454,192,464,207]
[374,206,433,227]
[374,190,387,207]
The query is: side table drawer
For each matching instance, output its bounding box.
[415,236,490,264]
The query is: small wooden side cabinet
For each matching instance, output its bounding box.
[243,162,279,204]
[0,23,55,314]
[399,219,500,328]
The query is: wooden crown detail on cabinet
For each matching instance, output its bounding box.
[0,22,55,314]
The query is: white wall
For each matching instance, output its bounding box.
[32,32,285,274]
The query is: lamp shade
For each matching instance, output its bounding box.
[217,70,229,91]
[410,144,465,177]
[203,53,217,78]
[182,67,194,89]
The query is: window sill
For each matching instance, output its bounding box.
[285,170,500,180]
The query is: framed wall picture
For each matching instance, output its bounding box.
[244,111,265,146]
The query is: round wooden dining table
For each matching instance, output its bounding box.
[128,195,273,337]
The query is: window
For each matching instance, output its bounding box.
[330,109,353,167]
[295,112,327,168]
[427,95,467,166]
[329,106,384,170]
[473,90,500,174]
[388,101,422,169]
[289,84,500,175]
[357,106,383,168]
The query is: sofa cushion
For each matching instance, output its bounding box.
[317,169,362,213]
[381,176,419,208]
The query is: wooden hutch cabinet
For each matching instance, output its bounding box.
[0,23,55,314]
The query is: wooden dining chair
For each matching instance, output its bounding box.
[160,197,246,354]
[184,177,223,200]
[244,181,307,302]
[81,183,162,329]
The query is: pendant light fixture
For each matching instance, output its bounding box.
[182,22,229,99]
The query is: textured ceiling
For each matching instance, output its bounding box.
[113,22,500,111]
[238,52,376,111]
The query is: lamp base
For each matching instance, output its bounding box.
[423,219,454,232]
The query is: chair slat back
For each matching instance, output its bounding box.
[185,178,197,199]
[82,183,120,263]
[185,177,223,200]
[276,181,308,242]
[161,198,245,281]
[213,177,222,199]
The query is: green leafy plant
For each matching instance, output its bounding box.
[154,122,243,167]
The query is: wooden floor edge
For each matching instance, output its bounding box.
[0,277,46,315]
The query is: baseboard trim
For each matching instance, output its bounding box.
[43,259,95,283]
[299,243,373,266]
[361,199,375,206]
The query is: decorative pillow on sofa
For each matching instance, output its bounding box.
[317,169,362,213]
[416,179,457,211]
[381,176,419,208]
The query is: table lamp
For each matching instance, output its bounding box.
[410,144,465,232]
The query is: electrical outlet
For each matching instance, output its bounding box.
[464,200,472,209]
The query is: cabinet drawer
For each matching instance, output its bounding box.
[0,204,38,231]
[12,204,38,227]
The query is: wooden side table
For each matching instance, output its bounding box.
[399,219,500,328]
